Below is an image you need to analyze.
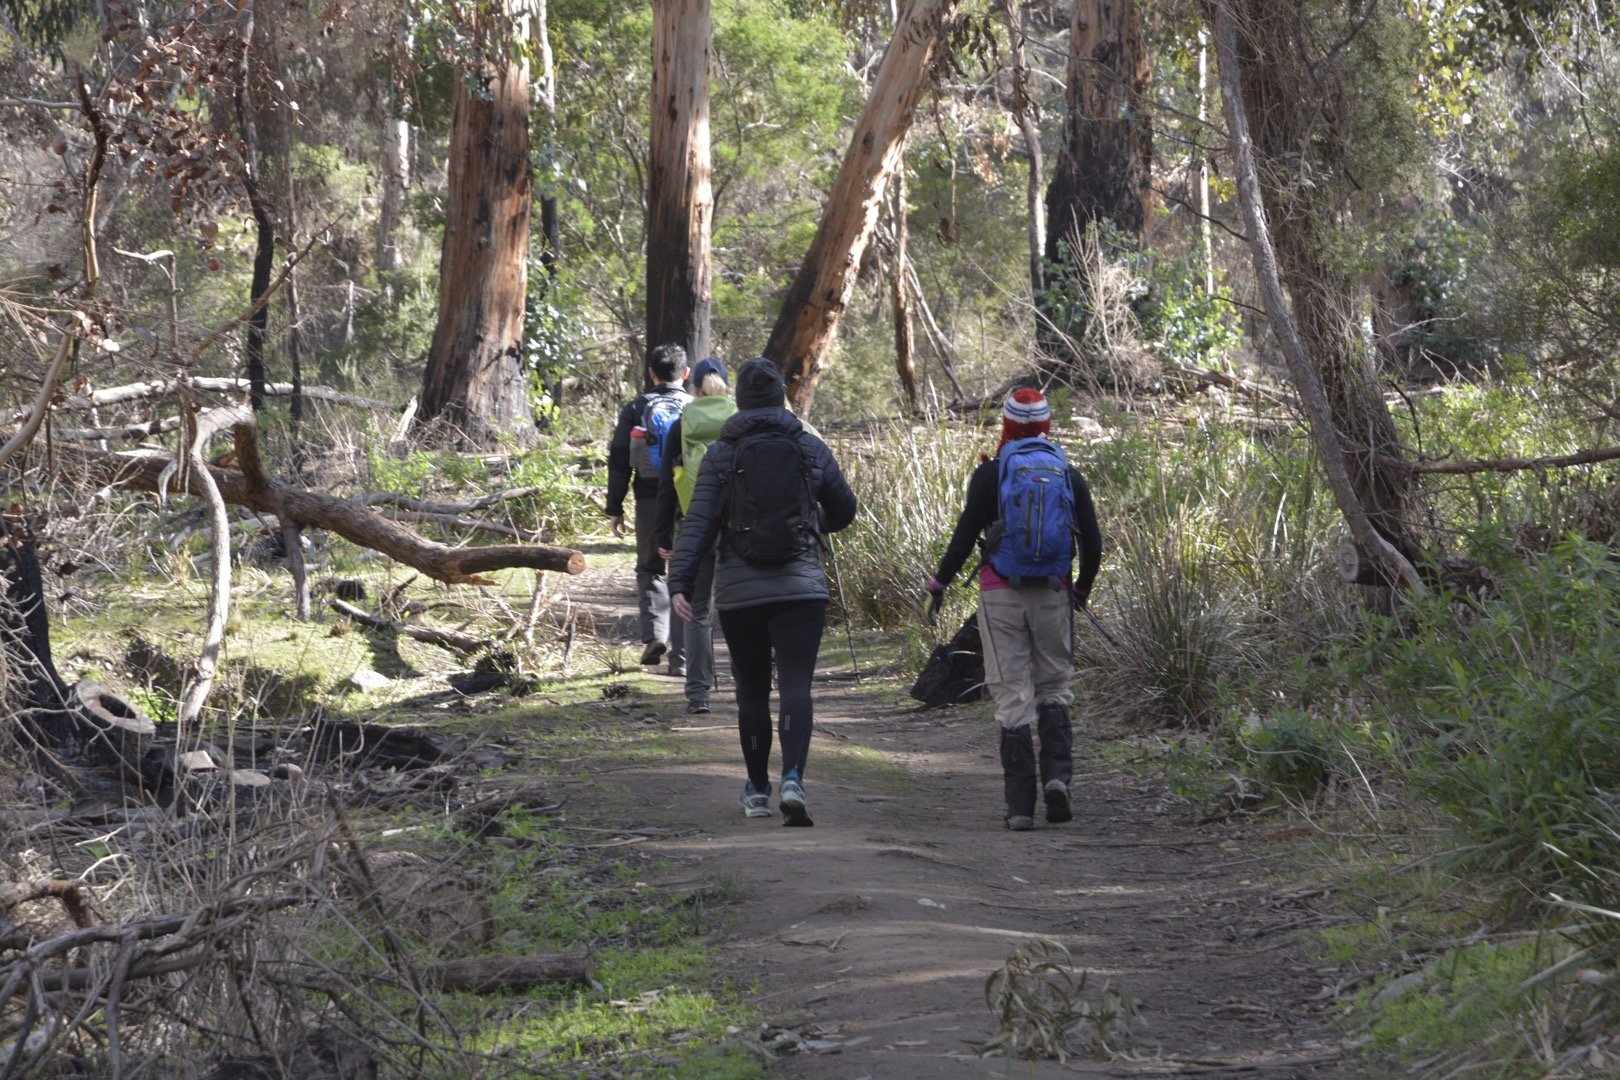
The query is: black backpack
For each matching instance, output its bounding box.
[722,429,818,566]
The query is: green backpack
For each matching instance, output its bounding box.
[673,396,738,513]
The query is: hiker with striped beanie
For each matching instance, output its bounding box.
[926,388,1104,831]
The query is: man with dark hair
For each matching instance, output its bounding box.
[605,343,692,671]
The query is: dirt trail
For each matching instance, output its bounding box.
[565,568,1349,1079]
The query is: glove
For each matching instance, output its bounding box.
[1069,583,1091,611]
[924,576,946,626]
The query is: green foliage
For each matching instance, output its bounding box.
[1356,938,1550,1067]
[973,940,1139,1062]
[1243,709,1338,798]
[525,266,592,423]
[1355,536,1620,907]
[506,440,603,543]
[1135,252,1241,370]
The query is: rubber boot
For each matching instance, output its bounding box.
[1037,702,1074,824]
[1000,726,1038,831]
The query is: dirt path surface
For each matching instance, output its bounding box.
[564,567,1349,1079]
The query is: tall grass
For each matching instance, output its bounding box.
[1078,417,1348,728]
[832,422,992,629]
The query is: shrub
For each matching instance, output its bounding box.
[1360,536,1620,907]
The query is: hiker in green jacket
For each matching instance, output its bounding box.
[655,356,737,714]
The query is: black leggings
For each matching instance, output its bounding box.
[717,600,828,790]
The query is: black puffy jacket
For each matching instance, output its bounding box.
[667,408,857,611]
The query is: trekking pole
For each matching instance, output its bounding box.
[1080,603,1120,648]
[824,535,862,683]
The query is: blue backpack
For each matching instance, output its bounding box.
[986,437,1074,585]
[634,389,690,476]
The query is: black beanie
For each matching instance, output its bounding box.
[735,357,786,410]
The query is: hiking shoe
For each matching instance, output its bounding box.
[779,771,813,827]
[639,640,668,666]
[686,699,711,715]
[1005,814,1035,832]
[739,781,772,818]
[1044,779,1073,824]
[667,664,687,678]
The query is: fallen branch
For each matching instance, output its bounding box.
[361,486,547,515]
[0,892,308,994]
[7,378,396,426]
[418,953,591,993]
[329,598,486,655]
[379,509,532,541]
[1386,443,1620,476]
[48,431,586,584]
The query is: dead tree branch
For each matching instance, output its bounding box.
[49,437,585,584]
[1387,444,1620,476]
[328,598,487,656]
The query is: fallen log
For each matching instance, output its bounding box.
[328,598,486,655]
[7,378,396,426]
[49,431,586,585]
[418,953,591,993]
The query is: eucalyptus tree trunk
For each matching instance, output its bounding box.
[235,0,274,412]
[764,0,960,415]
[419,0,535,447]
[646,0,713,371]
[377,112,409,276]
[1039,0,1152,372]
[1208,0,1424,590]
[1002,0,1045,301]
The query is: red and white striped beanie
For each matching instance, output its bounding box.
[1000,387,1051,446]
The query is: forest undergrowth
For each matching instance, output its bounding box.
[4,380,1620,1077]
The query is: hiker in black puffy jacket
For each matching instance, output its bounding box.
[668,357,857,827]
[604,343,691,675]
[927,388,1102,832]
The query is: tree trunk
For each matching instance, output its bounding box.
[1002,0,1045,301]
[1039,0,1152,371]
[377,113,409,277]
[764,0,960,416]
[419,3,535,447]
[235,0,274,413]
[1209,0,1424,590]
[646,0,713,367]
[891,152,918,409]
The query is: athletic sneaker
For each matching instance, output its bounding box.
[686,699,711,714]
[779,770,813,827]
[739,781,772,818]
[668,664,687,678]
[639,640,668,666]
[1005,814,1035,831]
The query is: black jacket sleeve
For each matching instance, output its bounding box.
[933,460,998,586]
[810,436,857,535]
[1071,467,1103,593]
[604,397,641,517]
[653,417,683,553]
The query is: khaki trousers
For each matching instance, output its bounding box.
[978,585,1074,731]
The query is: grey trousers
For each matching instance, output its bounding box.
[635,490,685,667]
[978,585,1074,730]
[681,540,718,702]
